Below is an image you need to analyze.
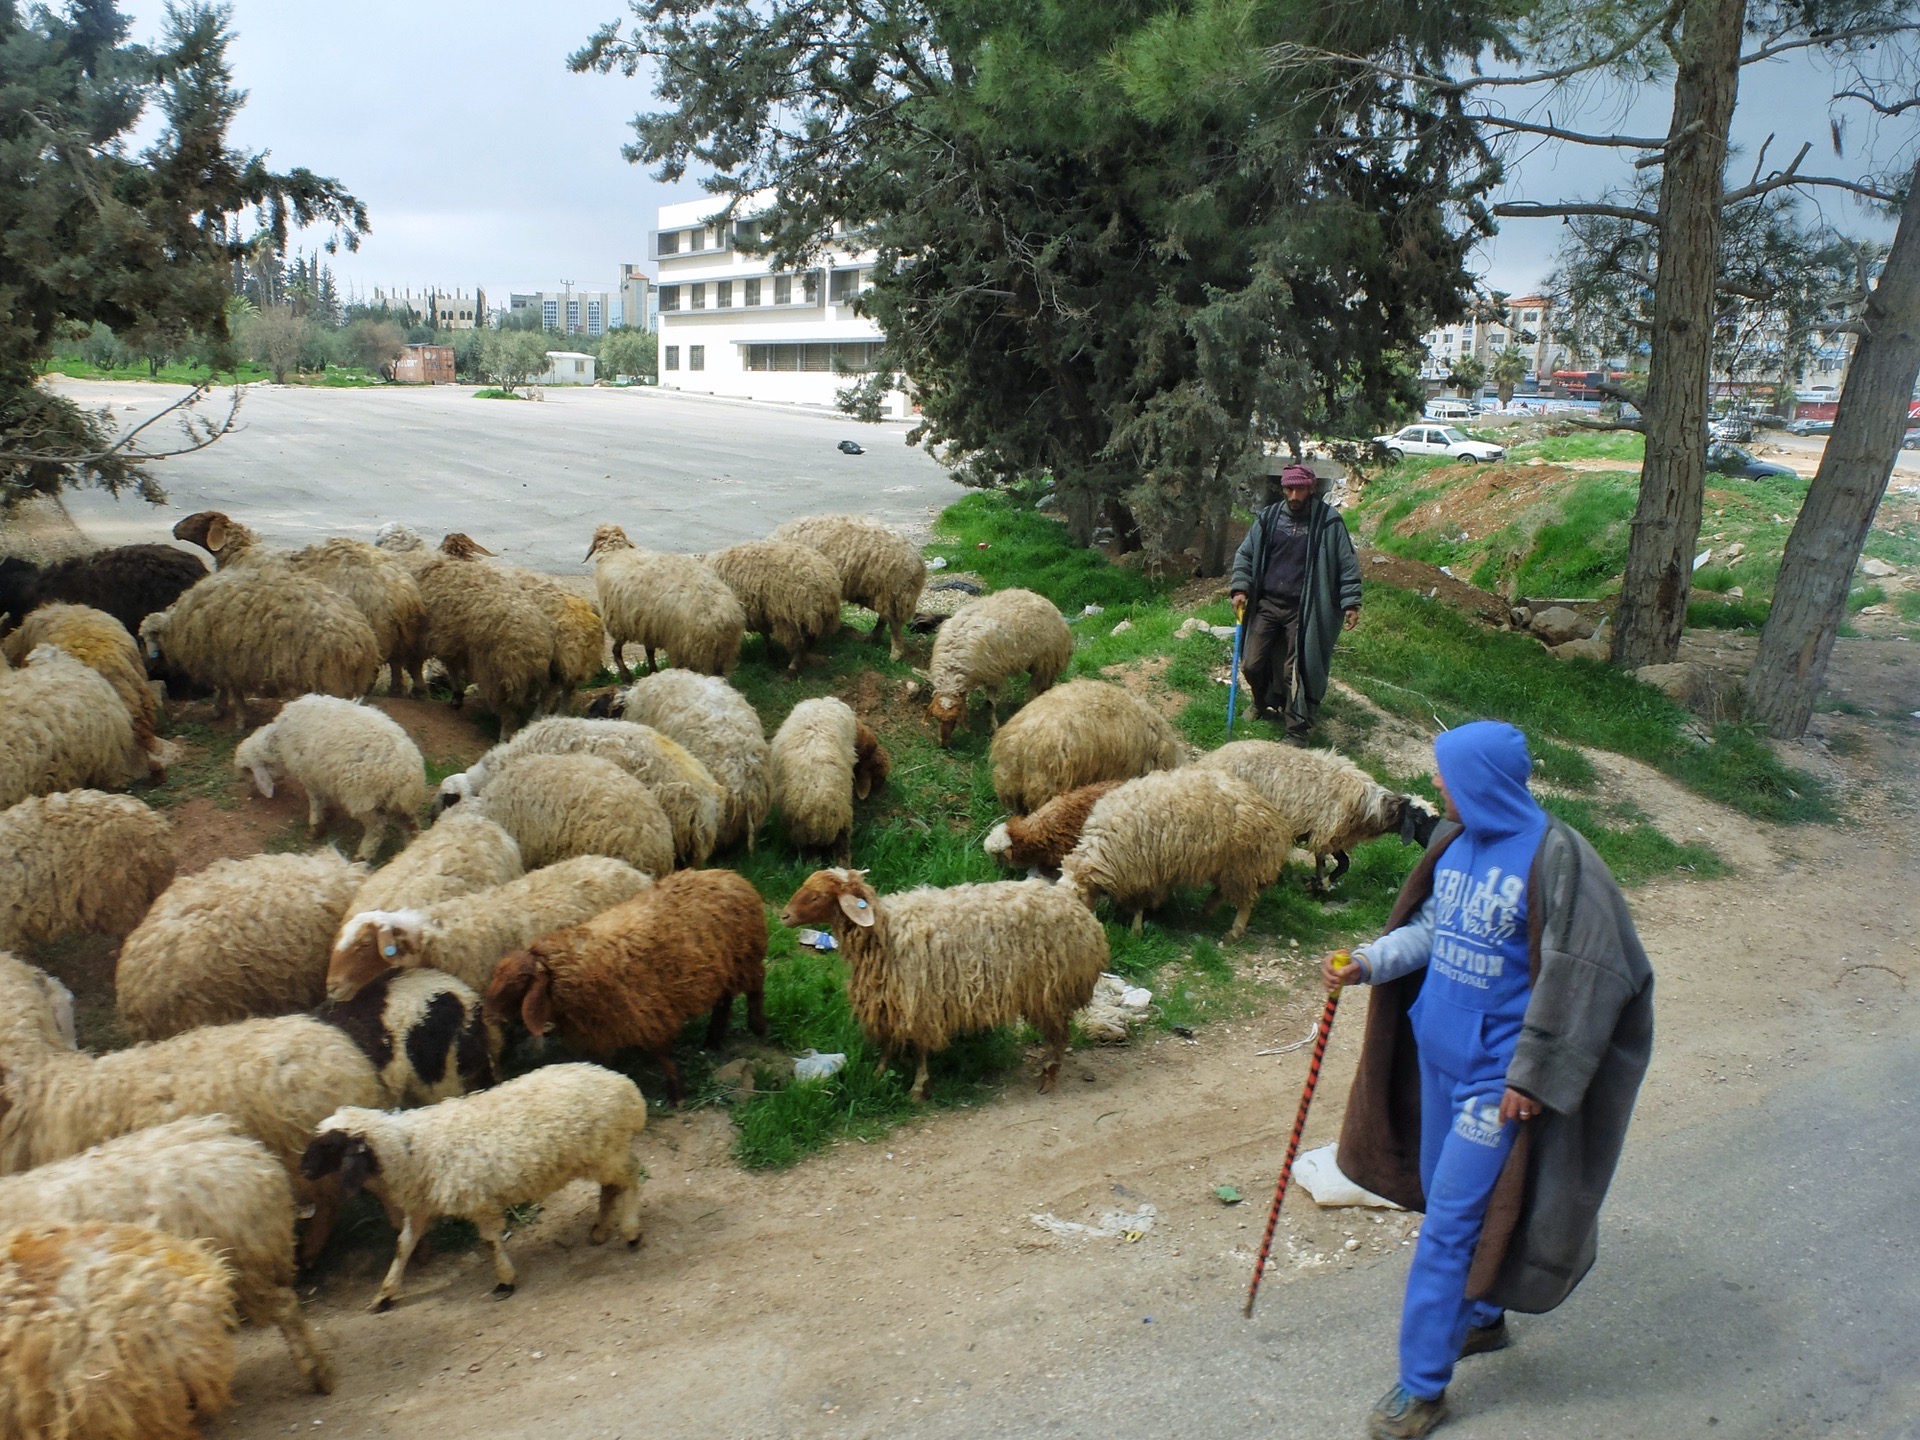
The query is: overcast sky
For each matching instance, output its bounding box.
[116,1,1905,307]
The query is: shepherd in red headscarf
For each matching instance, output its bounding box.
[1229,463,1363,743]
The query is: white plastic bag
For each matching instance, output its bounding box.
[793,1050,847,1082]
[1293,1143,1402,1209]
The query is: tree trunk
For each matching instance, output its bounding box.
[1609,0,1745,669]
[1744,158,1920,738]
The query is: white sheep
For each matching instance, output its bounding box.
[706,538,843,671]
[780,868,1109,1101]
[300,1062,649,1310]
[0,946,77,1066]
[988,678,1185,813]
[0,790,176,953]
[769,697,890,860]
[115,849,370,1042]
[584,524,745,678]
[0,1220,237,1440]
[0,1115,334,1393]
[344,807,524,919]
[0,642,148,808]
[1190,741,1439,890]
[234,694,428,860]
[768,513,927,660]
[325,854,653,1000]
[2,602,171,779]
[607,670,771,852]
[925,587,1075,743]
[457,752,676,879]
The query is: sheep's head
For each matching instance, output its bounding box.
[138,609,170,661]
[439,532,494,559]
[172,510,250,563]
[326,910,426,1001]
[781,868,878,930]
[584,524,633,561]
[484,951,554,1036]
[437,771,478,812]
[300,1123,381,1197]
[232,725,277,798]
[584,690,625,719]
[852,720,891,801]
[374,522,424,553]
[925,692,964,745]
[983,821,1013,860]
[1402,796,1442,847]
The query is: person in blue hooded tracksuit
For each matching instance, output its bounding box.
[1322,721,1655,1439]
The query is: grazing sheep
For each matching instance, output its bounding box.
[0,1116,333,1393]
[780,868,1108,1101]
[605,670,770,851]
[345,808,524,918]
[769,697,889,860]
[1190,741,1440,889]
[410,534,554,736]
[925,588,1074,743]
[0,543,208,642]
[234,695,427,860]
[115,850,369,1042]
[485,869,769,1105]
[3,603,168,778]
[769,514,927,660]
[0,791,175,953]
[139,561,381,727]
[0,1221,236,1440]
[988,678,1184,814]
[0,643,148,808]
[317,966,498,1106]
[706,538,842,671]
[982,781,1124,876]
[301,1063,649,1310]
[0,949,77,1066]
[325,855,652,1000]
[450,716,722,867]
[455,753,675,879]
[585,525,744,679]
[1059,769,1295,941]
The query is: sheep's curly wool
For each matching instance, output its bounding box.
[0,643,148,808]
[586,525,744,678]
[706,539,842,671]
[768,514,926,660]
[0,948,76,1067]
[344,808,524,919]
[0,790,175,952]
[982,780,1123,874]
[925,588,1073,744]
[411,541,555,736]
[282,537,430,695]
[611,670,770,851]
[770,697,861,856]
[471,753,676,879]
[988,678,1183,814]
[3,603,166,777]
[235,695,427,860]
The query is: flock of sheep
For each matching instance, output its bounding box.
[0,508,1436,1438]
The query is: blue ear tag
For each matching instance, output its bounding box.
[855,899,868,910]
[382,944,397,957]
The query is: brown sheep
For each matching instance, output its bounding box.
[484,868,769,1105]
[981,781,1124,874]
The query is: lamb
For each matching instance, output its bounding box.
[325,855,652,1000]
[0,642,148,808]
[0,1220,236,1440]
[448,715,723,867]
[0,542,207,641]
[769,697,889,860]
[706,538,843,671]
[1190,740,1440,889]
[603,670,770,851]
[768,513,927,660]
[300,1062,649,1310]
[3,602,168,778]
[0,791,176,953]
[982,780,1124,875]
[780,867,1108,1101]
[344,808,524,918]
[234,694,428,860]
[409,534,555,736]
[0,1116,334,1393]
[925,587,1074,743]
[138,561,381,727]
[115,850,369,1042]
[452,753,675,879]
[585,524,745,678]
[988,678,1184,814]
[1059,768,1295,940]
[485,868,769,1105]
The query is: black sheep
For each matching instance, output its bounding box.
[0,545,208,639]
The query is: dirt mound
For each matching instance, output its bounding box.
[1355,545,1512,627]
[1382,462,1586,543]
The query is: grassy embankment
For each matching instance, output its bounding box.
[39,357,383,387]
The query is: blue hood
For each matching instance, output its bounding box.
[1435,721,1545,840]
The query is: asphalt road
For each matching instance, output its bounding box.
[51,380,964,572]
[918,1030,1920,1440]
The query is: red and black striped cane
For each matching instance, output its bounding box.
[1243,952,1349,1318]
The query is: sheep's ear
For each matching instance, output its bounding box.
[837,889,876,928]
[375,921,398,961]
[249,764,274,798]
[521,965,555,1035]
[205,515,228,553]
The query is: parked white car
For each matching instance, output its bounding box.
[1373,423,1506,463]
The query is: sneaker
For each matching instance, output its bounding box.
[1367,1383,1450,1439]
[1460,1316,1510,1358]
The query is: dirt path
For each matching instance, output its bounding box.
[207,645,1920,1440]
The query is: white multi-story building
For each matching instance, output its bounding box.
[618,264,651,332]
[509,290,614,337]
[651,197,907,416]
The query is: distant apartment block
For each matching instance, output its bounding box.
[371,288,484,329]
[510,290,613,337]
[651,197,906,416]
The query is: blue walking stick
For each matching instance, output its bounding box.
[1225,616,1246,737]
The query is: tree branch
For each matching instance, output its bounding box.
[1832,87,1920,118]
[1493,200,1659,224]
[1476,114,1669,149]
[1741,22,1920,66]
[1,383,244,466]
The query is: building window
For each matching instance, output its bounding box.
[690,283,705,310]
[829,268,859,303]
[744,278,761,307]
[587,300,603,335]
[574,359,586,375]
[745,342,879,373]
[658,230,680,256]
[773,274,792,305]
[803,271,819,303]
[734,219,761,248]
[716,280,732,308]
[566,300,580,330]
[659,285,680,312]
[541,300,559,330]
[689,345,705,371]
[664,346,679,370]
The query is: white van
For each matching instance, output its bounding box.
[1423,399,1478,421]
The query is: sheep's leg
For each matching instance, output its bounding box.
[888,618,907,663]
[477,1212,517,1297]
[613,644,634,684]
[1038,1019,1069,1095]
[590,1184,618,1245]
[354,813,387,862]
[835,829,852,866]
[1131,909,1144,935]
[1226,899,1254,943]
[746,985,768,1039]
[269,1286,336,1394]
[1327,850,1352,886]
[306,793,328,838]
[658,1052,686,1107]
[1201,886,1224,917]
[875,1044,895,1080]
[644,646,658,674]
[297,1179,344,1269]
[909,1048,932,1104]
[703,992,733,1048]
[1310,852,1331,894]
[373,1211,430,1312]
[616,1163,645,1248]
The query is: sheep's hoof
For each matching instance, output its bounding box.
[371,1295,395,1314]
[491,1283,515,1300]
[588,1225,610,1245]
[626,1234,644,1251]
[908,1083,930,1103]
[1038,1067,1060,1095]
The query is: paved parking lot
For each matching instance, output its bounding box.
[52,380,963,573]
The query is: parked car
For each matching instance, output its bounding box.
[1903,427,1920,450]
[837,439,865,455]
[1706,443,1796,480]
[1710,418,1755,443]
[1372,423,1506,463]
[1785,418,1833,436]
[1749,412,1788,429]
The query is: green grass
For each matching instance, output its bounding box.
[40,358,383,387]
[1506,431,1647,464]
[472,387,528,400]
[1894,591,1920,622]
[152,716,242,808]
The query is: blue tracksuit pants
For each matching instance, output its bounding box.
[1397,1053,1517,1400]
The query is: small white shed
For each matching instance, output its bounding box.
[538,351,596,385]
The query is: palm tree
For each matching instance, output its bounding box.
[1490,347,1527,407]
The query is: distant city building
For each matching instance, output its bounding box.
[391,344,455,384]
[510,290,613,337]
[651,196,904,415]
[371,288,484,329]
[618,264,651,332]
[1419,291,1568,391]
[537,350,596,385]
